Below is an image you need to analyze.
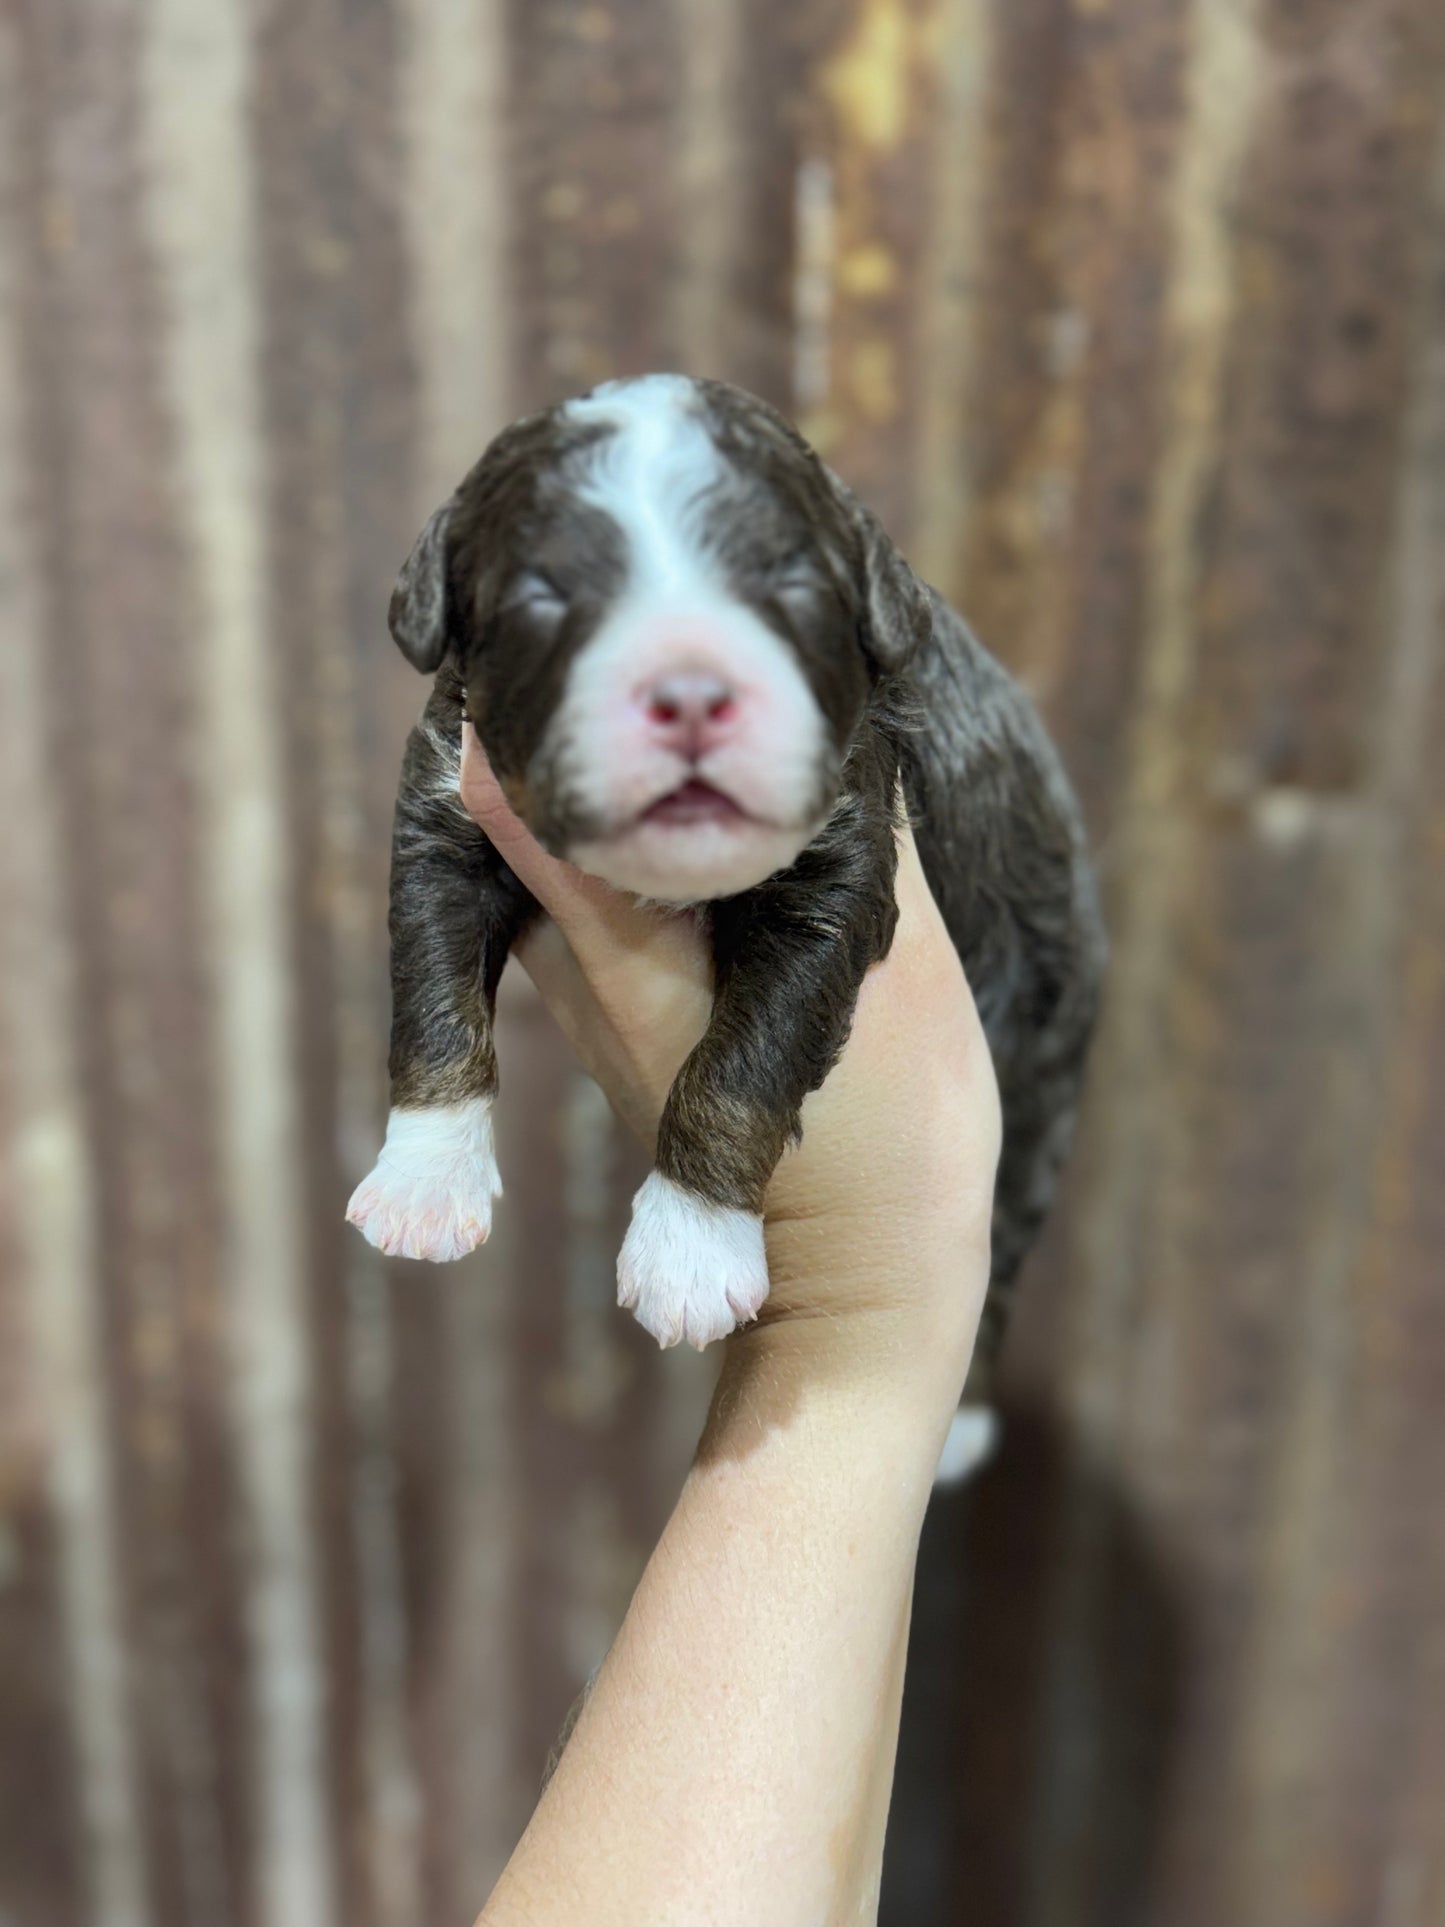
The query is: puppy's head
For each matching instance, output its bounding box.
[392,373,930,902]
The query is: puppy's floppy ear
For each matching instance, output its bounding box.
[389,496,456,673]
[856,504,932,672]
[821,464,932,673]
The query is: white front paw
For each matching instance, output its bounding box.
[346,1100,502,1262]
[617,1173,769,1350]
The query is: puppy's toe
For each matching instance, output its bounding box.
[346,1100,502,1263]
[617,1173,769,1350]
[346,1178,494,1261]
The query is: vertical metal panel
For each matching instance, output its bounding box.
[1,1,1442,1923]
[16,5,244,1924]
[393,6,524,1911]
[141,7,335,1925]
[0,20,140,1922]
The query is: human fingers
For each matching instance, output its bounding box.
[458,723,610,928]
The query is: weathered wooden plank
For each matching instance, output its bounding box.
[675,0,817,405]
[1033,6,1445,1923]
[909,0,996,598]
[507,0,688,399]
[0,20,120,1922]
[668,0,750,383]
[885,2,1196,1920]
[1279,95,1445,1925]
[793,0,958,535]
[960,0,1191,820]
[248,3,433,1921]
[1150,11,1445,1923]
[977,4,1266,1921]
[142,7,363,1926]
[391,3,524,1914]
[20,3,256,1922]
[391,7,539,1911]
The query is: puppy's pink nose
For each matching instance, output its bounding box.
[643,672,738,756]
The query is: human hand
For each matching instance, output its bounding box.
[461,724,1000,1389]
[469,717,1001,1925]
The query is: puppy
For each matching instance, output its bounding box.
[347,375,1105,1454]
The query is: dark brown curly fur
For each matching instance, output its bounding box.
[376,377,1105,1390]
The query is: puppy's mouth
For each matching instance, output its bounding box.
[639,778,748,829]
[563,774,828,901]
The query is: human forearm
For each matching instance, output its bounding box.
[479,1298,978,1927]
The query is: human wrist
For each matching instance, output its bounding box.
[761,1154,991,1357]
[717,1230,989,1450]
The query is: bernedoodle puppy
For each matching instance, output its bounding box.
[347,374,1105,1468]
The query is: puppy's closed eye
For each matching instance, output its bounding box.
[764,546,819,583]
[765,553,830,609]
[504,571,568,620]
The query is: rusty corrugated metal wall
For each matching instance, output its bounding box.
[1,1,1442,1922]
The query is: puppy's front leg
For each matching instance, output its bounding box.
[347,687,536,1260]
[619,796,901,1347]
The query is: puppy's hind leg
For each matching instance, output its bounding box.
[347,695,536,1261]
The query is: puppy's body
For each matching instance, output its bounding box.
[349,375,1104,1416]
[905,588,1104,1371]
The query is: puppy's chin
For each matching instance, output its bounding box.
[566,816,820,903]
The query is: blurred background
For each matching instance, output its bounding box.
[2,0,1442,1922]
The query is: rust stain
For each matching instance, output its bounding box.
[850,336,898,422]
[911,0,996,593]
[837,242,898,297]
[808,0,949,523]
[823,0,910,151]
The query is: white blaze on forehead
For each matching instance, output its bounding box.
[565,373,726,592]
[551,377,832,899]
